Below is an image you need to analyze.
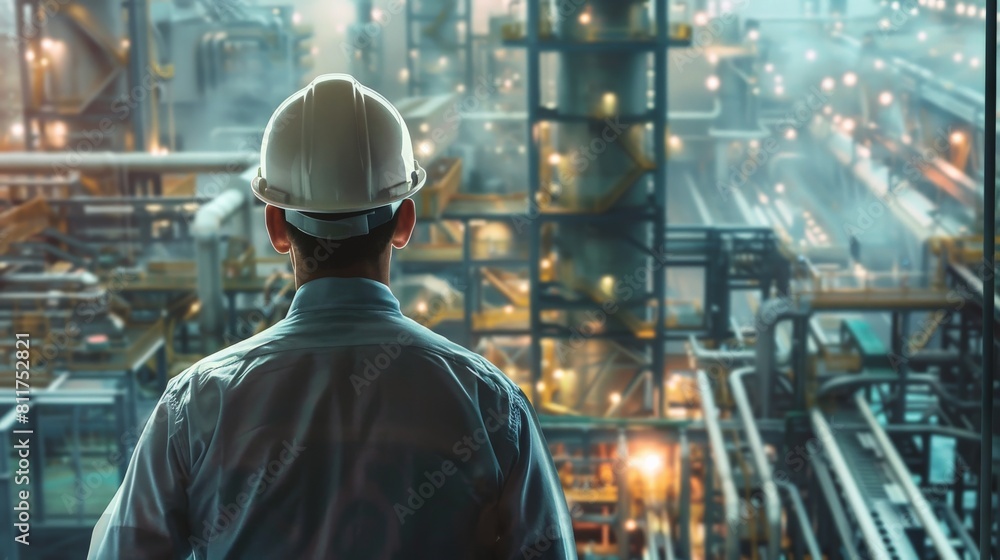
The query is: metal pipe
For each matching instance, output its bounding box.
[697,370,740,560]
[0,172,81,186]
[818,371,993,410]
[0,151,257,174]
[688,334,755,363]
[883,423,986,443]
[810,408,892,560]
[854,394,962,560]
[192,188,248,351]
[774,479,822,560]
[729,368,781,559]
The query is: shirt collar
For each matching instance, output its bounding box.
[286,277,402,317]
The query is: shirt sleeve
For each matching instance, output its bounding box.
[494,386,576,559]
[87,381,192,559]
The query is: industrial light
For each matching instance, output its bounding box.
[579,12,591,25]
[9,122,24,138]
[419,123,430,133]
[878,91,893,106]
[841,118,856,132]
[953,52,963,63]
[821,77,835,91]
[805,49,817,61]
[764,63,774,73]
[541,258,551,269]
[878,18,890,30]
[706,75,721,91]
[970,57,980,68]
[292,11,302,24]
[775,183,786,193]
[634,453,664,476]
[548,152,561,165]
[439,56,449,67]
[694,11,709,26]
[823,105,833,115]
[398,68,409,82]
[600,275,615,292]
[917,31,927,41]
[609,392,621,404]
[536,381,546,392]
[602,92,618,115]
[504,304,514,314]
[873,59,885,70]
[747,29,759,41]
[950,131,965,145]
[774,85,785,96]
[418,140,435,156]
[843,72,858,86]
[519,280,529,293]
[890,0,900,8]
[553,368,564,379]
[785,129,797,140]
[669,135,682,149]
[956,2,966,15]
[707,52,719,65]
[625,519,638,531]
[24,49,34,61]
[416,300,428,314]
[758,193,769,205]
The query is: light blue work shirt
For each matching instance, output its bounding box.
[88,277,575,559]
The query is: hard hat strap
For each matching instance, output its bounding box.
[285,200,403,240]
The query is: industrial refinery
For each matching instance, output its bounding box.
[0,0,997,558]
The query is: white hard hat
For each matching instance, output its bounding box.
[251,73,427,239]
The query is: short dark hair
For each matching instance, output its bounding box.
[284,209,400,272]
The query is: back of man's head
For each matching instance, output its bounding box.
[283,208,402,272]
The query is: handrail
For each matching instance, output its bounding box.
[697,370,740,560]
[730,368,781,559]
[775,479,822,560]
[810,408,892,560]
[854,395,961,560]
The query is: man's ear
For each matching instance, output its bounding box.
[391,199,416,249]
[264,204,292,254]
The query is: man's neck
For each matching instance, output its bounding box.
[295,267,389,289]
[291,250,391,289]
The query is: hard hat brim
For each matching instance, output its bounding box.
[251,163,428,214]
